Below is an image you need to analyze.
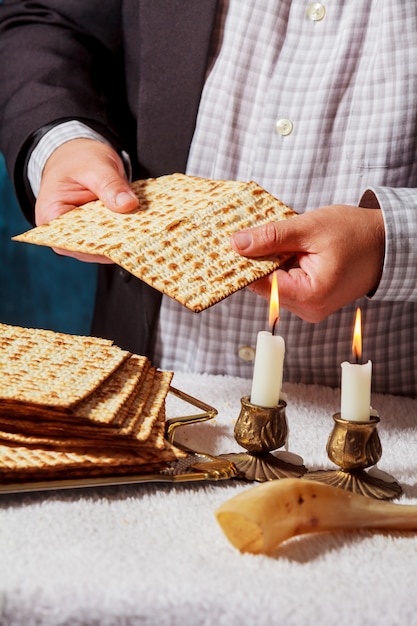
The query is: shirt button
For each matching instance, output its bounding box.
[238,346,256,362]
[306,3,326,21]
[275,118,294,137]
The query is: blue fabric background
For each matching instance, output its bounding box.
[0,153,96,334]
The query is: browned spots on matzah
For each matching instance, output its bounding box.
[13,174,297,312]
[0,442,184,483]
[0,324,185,482]
[0,323,129,409]
[131,370,173,443]
[73,354,149,425]
[117,366,157,435]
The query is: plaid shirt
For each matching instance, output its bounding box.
[29,1,417,396]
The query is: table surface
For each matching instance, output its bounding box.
[1,372,416,626]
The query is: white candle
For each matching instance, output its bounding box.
[340,360,372,421]
[250,330,285,407]
[250,272,285,407]
[340,307,372,421]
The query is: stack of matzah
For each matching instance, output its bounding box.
[13,173,297,312]
[0,323,186,483]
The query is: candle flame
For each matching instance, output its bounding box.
[352,307,362,362]
[269,272,280,332]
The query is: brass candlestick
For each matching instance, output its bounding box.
[305,413,402,500]
[220,396,306,482]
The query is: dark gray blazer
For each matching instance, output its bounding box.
[0,0,218,355]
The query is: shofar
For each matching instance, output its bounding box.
[215,478,417,555]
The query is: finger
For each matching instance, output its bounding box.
[246,269,307,306]
[246,275,271,301]
[248,268,329,323]
[35,186,99,225]
[230,214,311,258]
[52,247,114,264]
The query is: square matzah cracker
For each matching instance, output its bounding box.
[74,354,150,425]
[0,323,130,410]
[13,174,297,312]
[0,366,173,451]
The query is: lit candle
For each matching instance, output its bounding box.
[250,273,285,407]
[340,308,372,421]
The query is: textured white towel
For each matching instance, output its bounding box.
[0,373,416,626]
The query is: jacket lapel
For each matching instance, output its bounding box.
[135,0,218,176]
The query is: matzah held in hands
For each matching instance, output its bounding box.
[13,174,297,312]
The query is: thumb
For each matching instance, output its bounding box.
[97,177,138,213]
[230,215,307,258]
[84,157,138,214]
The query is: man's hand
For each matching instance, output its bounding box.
[35,138,139,263]
[230,205,385,322]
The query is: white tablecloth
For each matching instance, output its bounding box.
[1,373,416,626]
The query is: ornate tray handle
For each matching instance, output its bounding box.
[165,386,219,443]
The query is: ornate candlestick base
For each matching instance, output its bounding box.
[305,413,402,500]
[220,396,306,482]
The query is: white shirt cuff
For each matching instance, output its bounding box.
[27,120,131,197]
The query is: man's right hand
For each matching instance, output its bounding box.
[35,138,139,263]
